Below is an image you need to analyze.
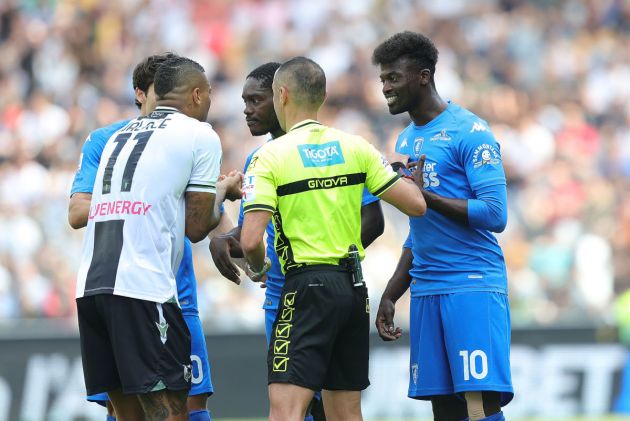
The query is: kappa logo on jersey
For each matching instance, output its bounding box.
[399,137,409,148]
[298,141,345,167]
[413,137,424,156]
[430,129,452,141]
[242,175,256,202]
[472,144,501,168]
[470,121,488,133]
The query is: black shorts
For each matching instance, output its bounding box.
[267,265,370,391]
[76,294,192,396]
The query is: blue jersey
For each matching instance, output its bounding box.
[71,120,130,195]
[239,146,379,309]
[396,102,507,296]
[70,120,199,314]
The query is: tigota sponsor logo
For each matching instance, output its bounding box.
[298,141,345,167]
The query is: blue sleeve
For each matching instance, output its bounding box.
[457,122,506,191]
[467,184,508,232]
[403,230,413,249]
[361,187,379,206]
[220,203,225,214]
[238,150,256,227]
[457,121,508,232]
[70,131,106,195]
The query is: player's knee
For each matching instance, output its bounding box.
[186,393,209,412]
[431,394,468,421]
[464,391,501,421]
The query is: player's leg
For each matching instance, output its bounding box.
[108,389,144,420]
[441,291,513,420]
[320,281,370,421]
[76,296,131,419]
[321,390,361,421]
[86,393,116,421]
[309,394,326,421]
[137,389,188,420]
[464,391,503,421]
[103,296,192,420]
[184,313,213,420]
[269,383,314,421]
[106,400,116,421]
[187,394,211,421]
[430,394,468,421]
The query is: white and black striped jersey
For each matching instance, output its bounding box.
[76,106,222,303]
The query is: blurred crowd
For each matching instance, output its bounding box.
[0,0,628,331]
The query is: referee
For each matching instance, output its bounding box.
[240,57,427,421]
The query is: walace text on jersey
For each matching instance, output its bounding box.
[120,114,172,133]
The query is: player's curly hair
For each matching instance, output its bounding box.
[132,52,178,108]
[247,62,281,90]
[153,56,205,99]
[372,31,439,77]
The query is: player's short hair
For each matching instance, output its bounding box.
[372,31,439,76]
[246,62,282,90]
[276,57,326,107]
[132,52,178,108]
[154,56,206,99]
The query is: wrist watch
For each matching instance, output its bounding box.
[247,257,272,280]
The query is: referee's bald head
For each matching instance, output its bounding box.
[274,57,326,109]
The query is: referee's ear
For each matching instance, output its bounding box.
[278,85,289,105]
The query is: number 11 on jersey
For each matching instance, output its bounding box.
[102,130,154,194]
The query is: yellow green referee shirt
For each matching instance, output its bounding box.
[242,120,400,273]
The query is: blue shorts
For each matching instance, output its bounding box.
[87,312,212,404]
[186,312,214,396]
[408,291,513,406]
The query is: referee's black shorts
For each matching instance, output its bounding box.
[76,294,192,396]
[267,265,370,391]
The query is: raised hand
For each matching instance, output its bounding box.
[409,154,426,191]
[218,171,244,201]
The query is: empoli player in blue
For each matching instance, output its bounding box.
[68,53,214,421]
[372,32,513,421]
[209,62,384,421]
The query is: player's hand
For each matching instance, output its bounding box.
[209,236,242,284]
[376,297,402,341]
[409,154,426,191]
[218,171,244,201]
